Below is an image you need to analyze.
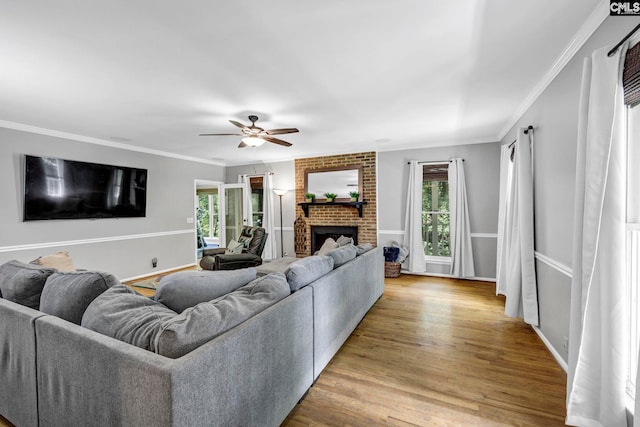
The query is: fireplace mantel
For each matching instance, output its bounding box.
[298,201,367,218]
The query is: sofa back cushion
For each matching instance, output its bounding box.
[156,272,290,358]
[285,256,334,292]
[40,271,119,324]
[327,245,357,268]
[0,260,56,309]
[82,284,176,352]
[154,268,257,313]
[355,243,374,255]
[83,274,290,359]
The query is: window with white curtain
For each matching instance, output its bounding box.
[422,164,450,258]
[626,105,640,404]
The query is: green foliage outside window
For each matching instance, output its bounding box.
[198,194,219,238]
[422,180,450,257]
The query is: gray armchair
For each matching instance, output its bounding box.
[199,226,268,271]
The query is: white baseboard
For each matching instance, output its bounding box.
[400,271,496,283]
[532,325,568,373]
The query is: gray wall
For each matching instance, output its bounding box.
[377,143,501,280]
[0,127,224,280]
[499,16,640,364]
[225,161,296,258]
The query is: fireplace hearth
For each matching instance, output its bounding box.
[311,225,358,254]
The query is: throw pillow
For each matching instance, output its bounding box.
[30,251,76,272]
[225,240,244,254]
[0,260,56,309]
[156,272,290,359]
[154,268,257,313]
[40,271,119,325]
[82,284,177,352]
[285,255,334,292]
[237,234,252,248]
[327,244,357,268]
[336,235,354,247]
[317,238,339,256]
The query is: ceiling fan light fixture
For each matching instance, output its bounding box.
[242,136,265,147]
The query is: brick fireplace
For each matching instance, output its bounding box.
[310,225,358,253]
[295,152,377,256]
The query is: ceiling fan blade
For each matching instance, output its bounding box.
[199,133,243,136]
[263,136,292,147]
[229,120,249,130]
[265,128,299,135]
[238,141,248,148]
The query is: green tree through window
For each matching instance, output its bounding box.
[422,164,450,257]
[197,193,219,239]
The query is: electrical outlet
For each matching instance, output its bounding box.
[152,257,158,268]
[563,336,569,350]
[284,251,288,256]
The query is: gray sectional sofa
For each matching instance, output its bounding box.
[0,245,383,427]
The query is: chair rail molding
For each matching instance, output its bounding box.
[534,251,573,278]
[0,229,194,253]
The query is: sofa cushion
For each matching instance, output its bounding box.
[327,244,357,268]
[155,272,290,358]
[30,251,76,272]
[355,243,374,255]
[0,260,56,309]
[154,268,257,313]
[40,271,119,324]
[82,284,176,352]
[285,256,334,292]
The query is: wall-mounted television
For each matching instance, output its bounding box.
[23,155,147,221]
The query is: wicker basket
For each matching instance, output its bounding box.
[384,261,401,278]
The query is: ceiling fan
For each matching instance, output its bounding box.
[200,115,298,148]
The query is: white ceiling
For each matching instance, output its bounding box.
[0,0,604,166]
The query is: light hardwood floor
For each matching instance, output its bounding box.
[283,274,566,426]
[0,274,566,426]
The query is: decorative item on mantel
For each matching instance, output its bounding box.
[349,191,359,202]
[324,192,337,203]
[304,193,315,203]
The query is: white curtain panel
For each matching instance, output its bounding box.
[495,128,538,326]
[403,160,426,273]
[566,44,628,427]
[448,158,475,277]
[496,145,513,296]
[261,174,277,260]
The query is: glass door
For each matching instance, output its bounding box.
[219,183,252,247]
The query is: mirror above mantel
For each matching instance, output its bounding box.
[304,165,363,201]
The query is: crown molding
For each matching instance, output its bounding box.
[497,0,609,141]
[0,120,226,167]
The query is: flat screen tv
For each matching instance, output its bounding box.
[24,155,147,221]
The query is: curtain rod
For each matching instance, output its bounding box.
[406,159,464,165]
[508,125,534,149]
[608,22,640,57]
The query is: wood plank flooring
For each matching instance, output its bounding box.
[282,274,567,426]
[0,274,567,426]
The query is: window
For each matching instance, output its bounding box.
[249,176,264,227]
[421,164,450,257]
